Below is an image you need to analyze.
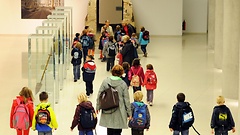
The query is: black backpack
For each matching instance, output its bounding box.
[107,42,117,56]
[79,106,97,129]
[177,104,194,128]
[35,106,51,125]
[142,31,150,40]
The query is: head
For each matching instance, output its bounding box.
[86,55,94,61]
[19,87,34,102]
[75,42,82,50]
[146,64,153,70]
[140,26,145,32]
[39,91,48,102]
[131,33,137,38]
[133,91,143,102]
[109,36,114,42]
[105,20,110,26]
[122,35,130,43]
[111,65,124,77]
[177,93,185,102]
[77,93,88,103]
[132,58,141,67]
[121,20,127,26]
[75,33,80,37]
[216,96,225,105]
[116,25,121,31]
[82,29,88,35]
[85,26,89,30]
[88,28,94,33]
[122,62,130,70]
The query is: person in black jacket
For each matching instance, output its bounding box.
[71,42,82,82]
[210,96,235,135]
[169,93,191,135]
[120,35,135,66]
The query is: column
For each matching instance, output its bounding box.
[208,0,215,49]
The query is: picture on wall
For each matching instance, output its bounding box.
[21,0,64,19]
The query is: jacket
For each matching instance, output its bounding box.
[129,101,150,129]
[139,32,149,45]
[32,102,58,131]
[10,96,34,128]
[169,102,191,131]
[82,60,96,82]
[120,40,135,66]
[143,69,157,90]
[70,101,97,131]
[96,76,132,129]
[71,47,82,66]
[128,66,145,86]
[121,69,130,86]
[210,105,235,130]
[103,41,118,58]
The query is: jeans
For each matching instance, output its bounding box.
[173,130,189,135]
[16,129,29,135]
[38,131,52,135]
[73,65,80,80]
[85,81,93,96]
[83,47,89,62]
[79,130,93,135]
[131,128,144,135]
[107,128,122,135]
[147,90,154,102]
[214,129,228,135]
[107,57,115,71]
[133,86,141,93]
[141,45,147,54]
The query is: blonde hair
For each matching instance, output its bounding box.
[19,87,34,103]
[122,35,130,43]
[75,42,82,50]
[78,93,88,103]
[133,91,143,102]
[216,96,225,104]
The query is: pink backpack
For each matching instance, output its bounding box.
[12,98,30,130]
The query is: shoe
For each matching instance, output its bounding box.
[145,52,148,57]
[149,102,153,106]
[74,80,77,82]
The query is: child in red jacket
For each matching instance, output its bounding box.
[10,87,34,135]
[143,64,157,106]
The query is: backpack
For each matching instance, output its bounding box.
[81,35,90,47]
[142,31,150,40]
[35,105,51,125]
[178,104,194,128]
[99,84,119,111]
[79,106,97,129]
[130,68,141,87]
[129,102,147,129]
[107,42,117,56]
[147,72,157,85]
[12,99,30,130]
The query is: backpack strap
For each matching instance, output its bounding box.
[132,67,141,75]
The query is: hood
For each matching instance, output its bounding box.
[107,77,124,88]
[134,101,145,107]
[84,61,96,70]
[214,104,226,109]
[146,69,154,73]
[175,102,190,109]
[79,101,94,110]
[37,102,51,110]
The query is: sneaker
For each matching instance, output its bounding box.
[149,102,153,106]
[74,80,77,82]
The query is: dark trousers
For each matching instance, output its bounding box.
[141,45,147,54]
[133,86,141,93]
[131,129,144,135]
[85,81,93,96]
[107,128,122,135]
[83,47,88,62]
[107,57,115,71]
[214,129,228,135]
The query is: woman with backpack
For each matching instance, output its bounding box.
[103,36,118,71]
[139,27,150,57]
[10,87,34,135]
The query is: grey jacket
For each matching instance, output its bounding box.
[96,77,132,129]
[103,41,118,58]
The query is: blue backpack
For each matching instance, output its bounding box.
[129,102,147,129]
[81,35,90,47]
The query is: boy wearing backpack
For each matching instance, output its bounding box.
[80,29,91,62]
[138,27,149,57]
[71,42,83,82]
[143,64,157,106]
[70,93,97,135]
[103,36,118,71]
[210,96,235,135]
[169,93,194,135]
[129,91,150,135]
[10,87,34,135]
[32,92,58,135]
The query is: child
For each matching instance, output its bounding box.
[114,25,122,43]
[98,29,109,61]
[70,93,97,135]
[143,64,157,106]
[103,36,118,71]
[71,42,83,82]
[32,92,58,135]
[131,33,139,58]
[121,62,130,87]
[87,28,96,56]
[82,55,96,97]
[128,91,150,135]
[10,87,34,135]
[210,96,235,135]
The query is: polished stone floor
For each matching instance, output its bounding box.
[0,34,237,135]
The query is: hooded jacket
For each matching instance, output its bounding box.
[71,47,82,66]
[32,102,58,131]
[82,60,96,82]
[143,69,157,90]
[70,101,97,130]
[169,102,191,131]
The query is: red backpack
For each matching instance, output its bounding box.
[12,99,30,130]
[147,72,157,85]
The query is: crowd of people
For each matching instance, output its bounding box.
[9,19,236,135]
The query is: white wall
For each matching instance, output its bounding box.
[0,0,89,35]
[183,0,208,33]
[131,0,183,36]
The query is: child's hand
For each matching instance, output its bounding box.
[169,128,173,132]
[146,129,149,131]
[70,128,73,132]
[211,129,214,134]
[232,127,236,133]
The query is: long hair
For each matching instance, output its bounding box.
[19,87,34,103]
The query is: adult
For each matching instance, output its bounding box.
[121,19,135,37]
[96,65,132,135]
[120,35,135,66]
[101,20,114,37]
[139,26,150,57]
